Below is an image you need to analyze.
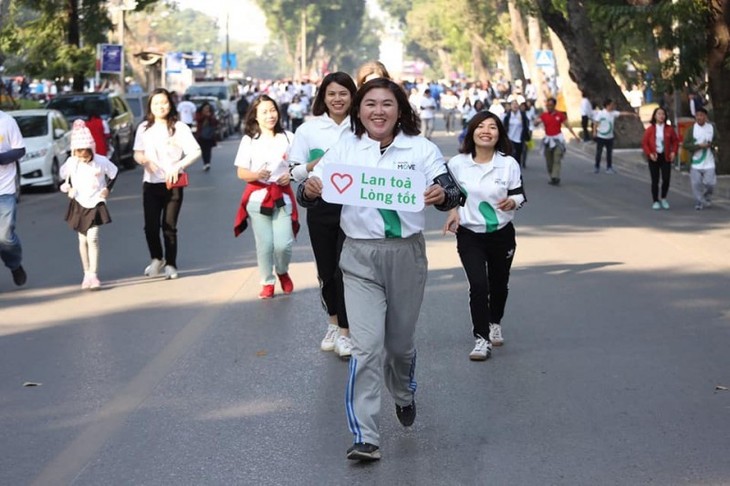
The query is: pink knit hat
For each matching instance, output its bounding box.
[70,119,96,151]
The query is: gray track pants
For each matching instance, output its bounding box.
[341,233,428,446]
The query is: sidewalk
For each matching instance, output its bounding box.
[569,140,730,204]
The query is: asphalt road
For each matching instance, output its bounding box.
[1,120,729,486]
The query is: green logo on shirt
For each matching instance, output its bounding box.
[308,148,326,163]
[378,209,402,238]
[479,202,499,233]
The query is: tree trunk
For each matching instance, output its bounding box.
[67,0,84,92]
[437,48,453,80]
[507,0,530,85]
[471,33,490,82]
[549,28,581,123]
[527,14,548,109]
[0,0,9,66]
[536,0,643,148]
[707,0,730,174]
[506,48,524,83]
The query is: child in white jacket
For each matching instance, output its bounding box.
[60,120,118,290]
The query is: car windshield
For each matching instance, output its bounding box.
[47,95,111,119]
[186,86,226,100]
[12,115,48,138]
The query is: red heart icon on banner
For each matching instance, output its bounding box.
[331,173,354,194]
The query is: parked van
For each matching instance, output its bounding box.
[184,81,240,135]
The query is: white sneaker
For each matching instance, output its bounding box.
[144,258,165,277]
[164,265,179,280]
[87,273,101,290]
[489,323,504,346]
[334,335,353,358]
[320,324,339,351]
[469,337,492,361]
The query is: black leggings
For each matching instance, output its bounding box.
[307,202,348,329]
[456,223,515,340]
[648,153,671,202]
[143,182,183,267]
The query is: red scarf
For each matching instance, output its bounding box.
[234,181,300,237]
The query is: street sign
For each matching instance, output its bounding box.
[221,53,238,70]
[166,52,185,73]
[99,44,123,73]
[535,50,555,68]
[185,51,207,70]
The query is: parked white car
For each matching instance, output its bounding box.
[10,109,71,190]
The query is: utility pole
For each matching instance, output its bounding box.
[225,11,230,80]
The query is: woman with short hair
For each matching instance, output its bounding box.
[301,78,462,462]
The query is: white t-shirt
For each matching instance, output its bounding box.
[580,97,593,117]
[440,93,459,111]
[503,110,524,143]
[488,102,505,118]
[177,101,197,125]
[133,121,200,184]
[60,155,119,209]
[448,152,525,233]
[312,132,447,239]
[690,123,715,170]
[593,109,621,139]
[234,131,294,208]
[0,111,25,195]
[419,97,436,120]
[655,125,665,154]
[287,114,351,183]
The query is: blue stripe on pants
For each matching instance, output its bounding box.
[346,357,363,443]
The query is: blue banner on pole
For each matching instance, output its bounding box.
[166,52,185,73]
[185,52,207,70]
[100,44,123,73]
[221,53,237,70]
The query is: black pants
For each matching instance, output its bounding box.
[143,182,183,267]
[511,141,524,166]
[307,202,348,329]
[595,137,614,169]
[581,115,591,141]
[291,118,304,133]
[456,223,515,340]
[648,153,671,202]
[199,139,215,165]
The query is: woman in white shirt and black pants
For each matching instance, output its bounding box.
[134,88,202,280]
[444,111,525,361]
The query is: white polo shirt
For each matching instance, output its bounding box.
[288,114,351,183]
[312,132,447,239]
[593,109,621,139]
[448,152,525,233]
[234,131,294,207]
[0,111,25,196]
[133,121,200,183]
[690,122,715,170]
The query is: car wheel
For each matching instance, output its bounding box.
[122,142,136,170]
[47,158,61,192]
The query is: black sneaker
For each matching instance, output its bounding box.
[11,266,27,286]
[396,400,416,427]
[346,442,381,461]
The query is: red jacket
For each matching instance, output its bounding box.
[642,123,679,161]
[234,181,300,238]
[85,116,108,156]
